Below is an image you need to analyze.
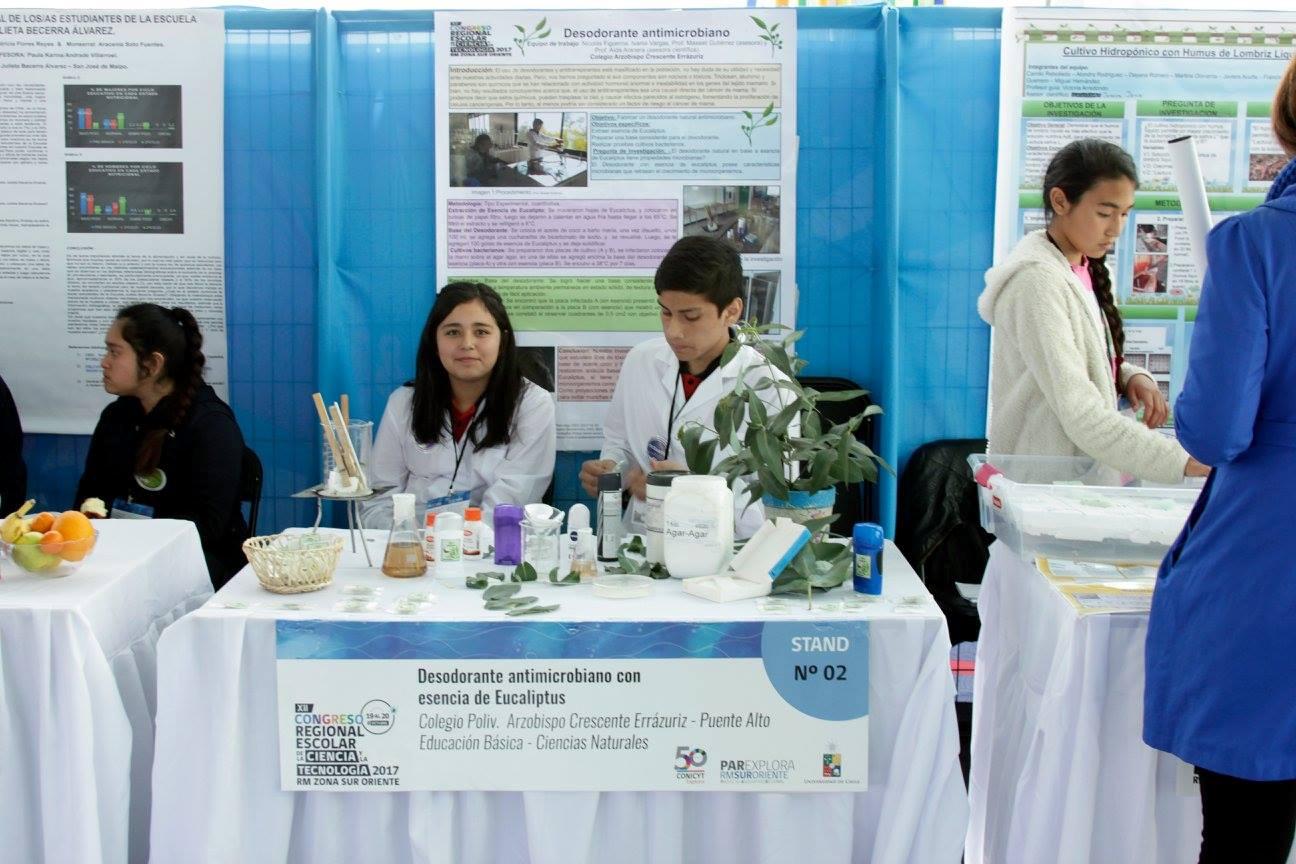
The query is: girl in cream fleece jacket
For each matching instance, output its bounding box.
[979,140,1194,484]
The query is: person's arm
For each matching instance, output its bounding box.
[585,352,636,492]
[172,411,244,551]
[1174,217,1269,466]
[363,390,414,525]
[75,407,116,508]
[481,384,557,516]
[999,268,1189,483]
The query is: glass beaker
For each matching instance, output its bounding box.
[322,419,373,493]
[522,518,561,575]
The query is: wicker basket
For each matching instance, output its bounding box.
[243,533,344,594]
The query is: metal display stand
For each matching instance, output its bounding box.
[290,484,394,567]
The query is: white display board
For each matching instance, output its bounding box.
[995,10,1296,426]
[434,10,797,448]
[0,8,226,433]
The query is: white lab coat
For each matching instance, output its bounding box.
[525,128,558,161]
[366,381,556,525]
[600,336,793,540]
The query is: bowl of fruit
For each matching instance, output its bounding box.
[0,501,99,576]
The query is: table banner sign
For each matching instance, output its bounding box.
[276,619,867,792]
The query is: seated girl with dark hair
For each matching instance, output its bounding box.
[76,303,247,589]
[369,282,556,523]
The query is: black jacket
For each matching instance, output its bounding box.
[0,373,25,514]
[895,439,992,645]
[76,383,248,589]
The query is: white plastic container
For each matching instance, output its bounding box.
[644,469,688,564]
[436,511,464,581]
[969,453,1203,564]
[663,475,734,579]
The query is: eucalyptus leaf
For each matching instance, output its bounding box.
[483,582,521,600]
[752,15,768,29]
[550,569,582,585]
[506,604,560,616]
[465,575,491,590]
[813,389,869,403]
[720,340,741,368]
[512,562,538,582]
[647,562,672,580]
[622,535,646,555]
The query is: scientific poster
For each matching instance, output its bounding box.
[0,9,225,434]
[996,10,1296,420]
[434,10,797,449]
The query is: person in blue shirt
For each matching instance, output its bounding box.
[1144,56,1296,864]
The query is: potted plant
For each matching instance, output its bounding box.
[676,321,885,538]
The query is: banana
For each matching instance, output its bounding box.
[1,499,36,544]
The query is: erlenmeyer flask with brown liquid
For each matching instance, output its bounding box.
[382,492,427,578]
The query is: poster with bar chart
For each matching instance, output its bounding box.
[0,8,224,433]
[66,162,184,234]
[64,85,182,148]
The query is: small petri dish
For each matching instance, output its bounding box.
[333,599,378,613]
[341,584,382,597]
[592,574,654,599]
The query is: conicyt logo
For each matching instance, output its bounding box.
[674,746,707,782]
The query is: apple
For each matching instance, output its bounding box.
[13,531,61,572]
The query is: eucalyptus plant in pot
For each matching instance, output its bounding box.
[676,321,884,540]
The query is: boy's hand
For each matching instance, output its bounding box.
[579,459,618,497]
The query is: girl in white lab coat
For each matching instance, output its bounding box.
[369,282,556,523]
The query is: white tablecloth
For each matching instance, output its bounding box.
[0,519,212,864]
[150,533,968,864]
[966,542,1296,864]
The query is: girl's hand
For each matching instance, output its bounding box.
[1126,374,1169,428]
[1185,457,1211,477]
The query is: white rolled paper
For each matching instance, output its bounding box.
[1167,135,1214,275]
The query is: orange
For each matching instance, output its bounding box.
[30,512,55,533]
[53,511,95,562]
[39,530,64,554]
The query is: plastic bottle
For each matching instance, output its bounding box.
[663,475,734,579]
[463,507,483,558]
[423,512,438,564]
[493,504,523,565]
[852,522,885,595]
[597,471,623,562]
[382,493,427,578]
[436,511,464,581]
[562,503,591,572]
[572,527,597,584]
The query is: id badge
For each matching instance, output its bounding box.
[111,499,155,520]
[425,491,470,518]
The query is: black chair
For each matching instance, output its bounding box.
[238,446,264,537]
[796,375,878,535]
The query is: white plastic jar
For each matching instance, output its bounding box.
[662,475,734,579]
[644,469,689,564]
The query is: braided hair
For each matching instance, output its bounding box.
[115,303,206,474]
[1042,138,1135,370]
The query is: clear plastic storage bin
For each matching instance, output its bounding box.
[968,453,1204,564]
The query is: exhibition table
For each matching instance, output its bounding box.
[966,542,1296,864]
[0,519,212,864]
[150,532,967,864]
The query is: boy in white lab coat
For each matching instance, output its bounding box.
[580,236,788,539]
